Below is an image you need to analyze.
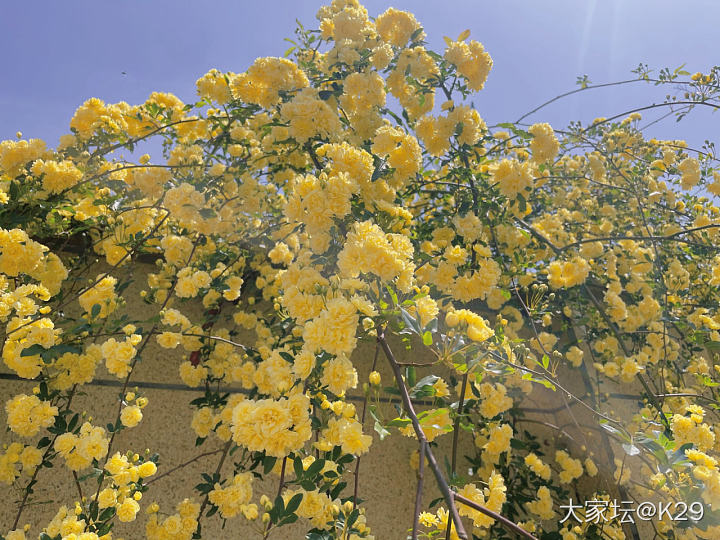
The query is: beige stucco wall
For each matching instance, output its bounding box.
[0,258,647,538]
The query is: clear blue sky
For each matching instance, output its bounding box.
[1,0,718,148]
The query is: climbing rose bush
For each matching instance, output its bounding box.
[2,1,720,539]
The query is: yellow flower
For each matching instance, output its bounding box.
[120,405,143,428]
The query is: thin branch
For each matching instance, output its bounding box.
[197,440,232,530]
[377,328,469,540]
[72,471,84,503]
[145,448,224,486]
[412,441,426,540]
[445,370,469,540]
[353,340,380,509]
[453,493,539,540]
[12,384,78,529]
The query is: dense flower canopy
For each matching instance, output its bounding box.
[2,1,720,539]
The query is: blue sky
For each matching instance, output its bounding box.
[1,0,718,148]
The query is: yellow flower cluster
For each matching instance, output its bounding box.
[43,505,96,539]
[547,256,591,289]
[528,123,559,163]
[319,416,372,455]
[524,452,552,480]
[69,97,133,138]
[445,309,494,342]
[687,449,720,510]
[282,488,336,528]
[231,393,311,457]
[0,228,48,278]
[677,156,701,190]
[337,220,415,291]
[30,159,83,193]
[477,382,513,418]
[303,297,360,357]
[375,7,422,47]
[208,472,256,519]
[5,393,57,437]
[3,2,719,538]
[490,158,534,199]
[100,334,141,378]
[78,275,118,318]
[444,38,493,91]
[50,346,102,390]
[415,105,486,157]
[565,345,584,368]
[196,68,232,104]
[526,486,555,520]
[555,450,584,484]
[231,56,309,108]
[671,406,715,451]
[0,442,42,484]
[320,354,358,395]
[0,138,47,176]
[281,88,341,143]
[483,422,513,456]
[54,422,109,471]
[104,452,156,494]
[146,498,201,540]
[175,267,211,299]
[164,183,205,229]
[372,124,423,186]
[3,316,60,379]
[452,259,502,303]
[457,472,506,529]
[285,172,359,245]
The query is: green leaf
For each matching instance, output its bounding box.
[293,457,304,480]
[20,343,49,357]
[99,506,116,521]
[305,458,325,479]
[263,456,277,475]
[406,366,416,387]
[286,492,303,514]
[386,417,411,428]
[399,307,420,334]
